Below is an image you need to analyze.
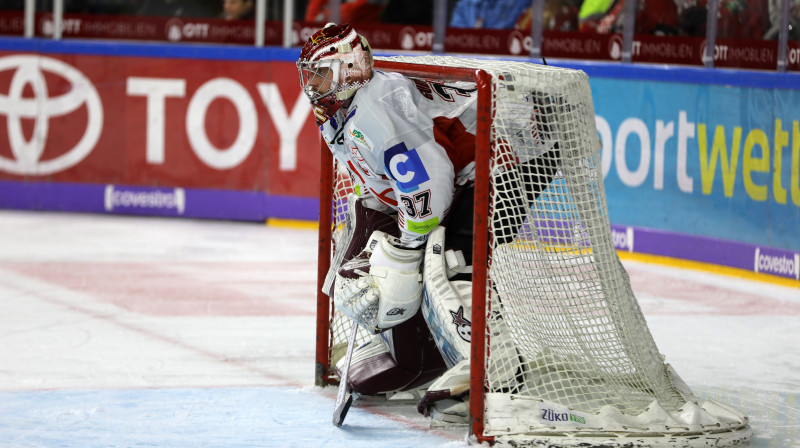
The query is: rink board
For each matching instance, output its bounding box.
[0,37,797,282]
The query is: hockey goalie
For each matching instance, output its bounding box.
[300,19,753,446]
[298,23,557,423]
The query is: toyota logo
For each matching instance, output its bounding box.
[0,55,103,175]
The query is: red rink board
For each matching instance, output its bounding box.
[0,50,320,198]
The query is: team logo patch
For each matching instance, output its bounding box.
[384,142,430,193]
[450,306,471,342]
[313,105,329,125]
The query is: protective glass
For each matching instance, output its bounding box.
[297,59,341,102]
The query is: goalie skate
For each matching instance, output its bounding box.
[416,358,470,418]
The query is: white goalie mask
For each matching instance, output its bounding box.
[297,23,373,123]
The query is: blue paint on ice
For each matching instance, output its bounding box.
[0,387,461,448]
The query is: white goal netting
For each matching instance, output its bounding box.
[321,55,751,447]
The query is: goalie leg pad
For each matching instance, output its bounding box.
[486,306,527,392]
[337,336,416,396]
[416,358,471,416]
[380,310,448,391]
[422,226,473,367]
[338,311,446,395]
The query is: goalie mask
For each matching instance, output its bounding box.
[297,23,373,123]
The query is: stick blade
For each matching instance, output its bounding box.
[332,322,359,427]
[332,393,354,426]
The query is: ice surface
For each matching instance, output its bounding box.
[0,210,797,447]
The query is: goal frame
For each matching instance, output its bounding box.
[314,56,754,448]
[315,59,495,442]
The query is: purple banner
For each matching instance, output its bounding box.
[0,180,796,283]
[611,224,800,282]
[0,180,319,222]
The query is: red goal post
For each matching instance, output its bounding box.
[315,58,495,438]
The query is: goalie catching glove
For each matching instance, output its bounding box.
[334,230,424,333]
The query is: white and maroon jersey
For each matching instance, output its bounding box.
[320,70,478,248]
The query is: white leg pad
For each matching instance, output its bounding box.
[421,227,525,391]
[416,358,471,418]
[336,334,389,372]
[426,358,471,398]
[421,227,472,368]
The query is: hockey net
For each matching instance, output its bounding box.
[315,56,751,447]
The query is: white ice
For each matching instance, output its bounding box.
[0,210,797,447]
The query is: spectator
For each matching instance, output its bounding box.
[636,0,681,34]
[515,0,580,31]
[449,0,531,28]
[578,0,615,24]
[222,0,254,20]
[1,0,24,10]
[765,0,800,39]
[678,0,707,36]
[717,0,770,39]
[580,0,680,35]
[381,0,434,24]
[28,0,141,14]
[305,0,389,23]
[137,0,220,17]
[677,0,770,39]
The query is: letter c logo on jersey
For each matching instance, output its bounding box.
[384,142,430,193]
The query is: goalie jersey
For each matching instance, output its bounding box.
[320,70,478,248]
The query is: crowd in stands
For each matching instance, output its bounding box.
[444,0,791,40]
[2,0,798,40]
[5,0,273,20]
[308,0,797,40]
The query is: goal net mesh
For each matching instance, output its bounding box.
[321,55,750,446]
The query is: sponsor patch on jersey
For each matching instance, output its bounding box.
[348,126,373,151]
[384,142,430,193]
[407,216,439,235]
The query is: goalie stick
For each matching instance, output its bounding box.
[332,321,359,426]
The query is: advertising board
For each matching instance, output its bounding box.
[0,39,796,280]
[0,46,319,220]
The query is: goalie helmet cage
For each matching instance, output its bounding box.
[315,56,752,447]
